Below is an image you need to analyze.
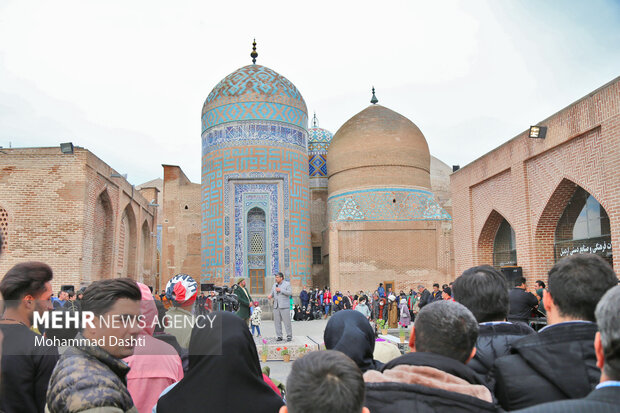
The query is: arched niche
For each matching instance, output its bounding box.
[142,220,152,274]
[477,210,515,266]
[554,186,612,267]
[93,190,114,279]
[119,204,137,278]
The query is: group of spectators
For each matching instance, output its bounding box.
[0,249,618,412]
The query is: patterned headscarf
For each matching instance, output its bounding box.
[165,273,198,307]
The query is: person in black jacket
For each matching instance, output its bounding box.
[512,285,620,413]
[429,283,443,303]
[363,300,497,413]
[452,265,535,391]
[493,253,618,411]
[416,285,431,309]
[507,276,539,325]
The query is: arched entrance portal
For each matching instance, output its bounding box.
[247,207,266,294]
[554,186,612,267]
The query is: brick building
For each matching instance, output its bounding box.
[451,76,619,282]
[0,147,158,291]
[159,165,201,286]
[326,103,453,293]
[159,58,454,294]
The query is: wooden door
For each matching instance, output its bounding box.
[384,281,395,295]
[250,269,265,295]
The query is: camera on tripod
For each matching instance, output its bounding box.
[202,284,239,313]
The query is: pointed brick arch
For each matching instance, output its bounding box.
[477,210,512,266]
[534,178,580,275]
[118,204,137,278]
[93,190,114,279]
[141,220,151,274]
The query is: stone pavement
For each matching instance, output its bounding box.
[257,318,327,384]
[256,318,408,385]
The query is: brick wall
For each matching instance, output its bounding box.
[160,165,202,288]
[0,147,157,291]
[451,76,620,283]
[328,220,453,293]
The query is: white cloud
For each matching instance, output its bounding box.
[0,0,618,184]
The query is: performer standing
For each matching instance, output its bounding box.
[233,278,253,325]
[268,272,292,341]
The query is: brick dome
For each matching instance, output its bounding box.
[327,104,431,194]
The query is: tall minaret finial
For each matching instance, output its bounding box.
[370,86,378,104]
[312,112,319,128]
[251,39,258,64]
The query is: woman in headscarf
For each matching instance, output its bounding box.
[324,310,384,373]
[124,283,183,413]
[387,295,399,328]
[156,311,284,413]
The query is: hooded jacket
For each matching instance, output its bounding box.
[124,283,183,413]
[493,321,599,410]
[364,352,497,413]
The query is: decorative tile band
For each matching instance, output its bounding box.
[328,188,451,222]
[308,141,330,154]
[202,101,308,131]
[202,121,307,153]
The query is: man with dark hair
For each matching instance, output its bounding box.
[416,284,431,309]
[377,283,385,298]
[534,279,546,315]
[46,278,142,413]
[52,289,68,310]
[0,262,59,413]
[494,254,618,410]
[429,283,442,303]
[63,291,80,312]
[268,272,293,342]
[453,265,534,388]
[507,276,538,325]
[513,285,620,412]
[364,301,496,412]
[283,350,369,413]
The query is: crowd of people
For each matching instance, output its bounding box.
[292,282,454,330]
[0,243,618,412]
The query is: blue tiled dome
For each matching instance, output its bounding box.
[201,65,308,133]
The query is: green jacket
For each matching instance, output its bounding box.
[234,285,253,320]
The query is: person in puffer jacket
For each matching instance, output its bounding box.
[46,278,142,413]
[364,301,497,413]
[452,265,535,391]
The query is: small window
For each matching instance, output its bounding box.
[184,205,189,210]
[313,247,322,265]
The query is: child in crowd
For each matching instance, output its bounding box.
[398,297,411,327]
[250,301,262,337]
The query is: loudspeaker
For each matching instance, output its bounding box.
[201,283,214,292]
[500,266,522,285]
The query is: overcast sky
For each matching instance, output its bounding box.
[1,0,619,185]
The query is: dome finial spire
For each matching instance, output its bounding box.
[251,39,258,64]
[312,112,319,128]
[370,86,378,104]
